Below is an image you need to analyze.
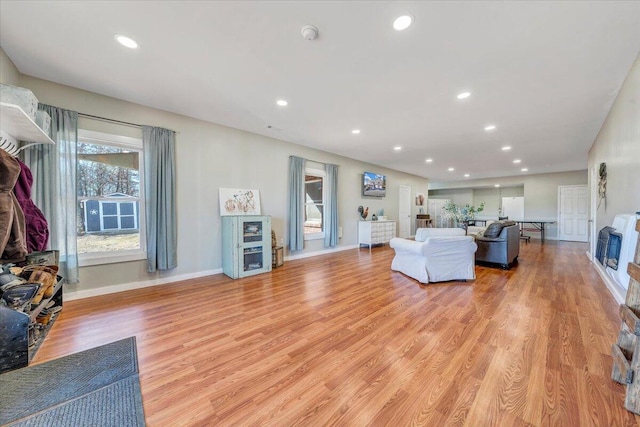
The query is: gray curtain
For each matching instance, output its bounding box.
[324,163,339,247]
[288,156,305,251]
[142,126,177,272]
[22,104,79,283]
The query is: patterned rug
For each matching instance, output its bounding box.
[0,337,145,426]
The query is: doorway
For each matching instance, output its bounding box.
[558,185,589,242]
[399,185,411,238]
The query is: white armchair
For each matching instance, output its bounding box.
[390,228,477,284]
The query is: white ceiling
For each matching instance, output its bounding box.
[1,1,639,185]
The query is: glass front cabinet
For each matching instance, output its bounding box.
[222,215,272,279]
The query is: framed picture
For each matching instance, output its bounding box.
[219,188,261,216]
[415,193,425,206]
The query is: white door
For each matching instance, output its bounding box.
[559,185,589,242]
[428,198,450,228]
[399,185,411,238]
[501,197,524,220]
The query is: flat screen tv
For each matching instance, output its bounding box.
[363,172,386,197]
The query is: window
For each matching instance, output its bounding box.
[304,168,325,240]
[77,130,146,266]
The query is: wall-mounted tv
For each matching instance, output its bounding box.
[363,172,386,197]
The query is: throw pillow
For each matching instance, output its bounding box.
[483,222,505,238]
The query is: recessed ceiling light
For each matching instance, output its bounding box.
[501,146,511,151]
[484,125,496,131]
[513,159,521,164]
[276,99,288,106]
[393,146,402,151]
[393,15,413,31]
[494,184,500,188]
[351,129,361,134]
[521,168,528,172]
[457,92,471,99]
[425,158,433,163]
[448,167,455,172]
[115,34,138,49]
[464,174,470,178]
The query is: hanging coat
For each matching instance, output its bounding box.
[0,149,27,262]
[13,158,49,252]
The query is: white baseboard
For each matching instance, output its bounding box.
[591,257,626,304]
[66,245,363,300]
[285,244,359,261]
[64,268,223,301]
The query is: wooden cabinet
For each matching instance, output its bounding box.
[358,220,396,250]
[222,216,272,279]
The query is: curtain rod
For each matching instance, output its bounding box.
[78,112,143,129]
[289,155,339,167]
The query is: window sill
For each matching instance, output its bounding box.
[79,250,147,267]
[304,233,325,241]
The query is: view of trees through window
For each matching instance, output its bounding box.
[77,139,142,254]
[304,174,324,235]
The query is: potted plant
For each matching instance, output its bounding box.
[441,201,485,227]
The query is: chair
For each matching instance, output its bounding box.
[389,228,477,283]
[475,221,520,269]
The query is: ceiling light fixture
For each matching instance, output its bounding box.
[393,15,413,31]
[425,158,433,163]
[484,125,496,131]
[513,159,521,164]
[501,146,511,151]
[521,168,528,172]
[352,129,361,134]
[393,146,402,151]
[115,34,138,49]
[276,99,288,106]
[457,92,471,99]
[448,167,455,172]
[494,184,500,188]
[464,174,470,178]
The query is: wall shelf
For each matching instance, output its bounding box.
[0,102,55,155]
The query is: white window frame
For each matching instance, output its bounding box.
[77,129,147,266]
[304,167,326,241]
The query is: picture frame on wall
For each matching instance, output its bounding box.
[415,193,425,206]
[219,188,261,215]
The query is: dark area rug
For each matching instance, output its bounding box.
[0,337,145,426]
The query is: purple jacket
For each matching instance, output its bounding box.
[13,159,49,252]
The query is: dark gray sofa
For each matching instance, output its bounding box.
[474,221,520,269]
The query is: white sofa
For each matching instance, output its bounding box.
[389,228,477,284]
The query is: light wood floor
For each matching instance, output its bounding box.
[35,240,640,426]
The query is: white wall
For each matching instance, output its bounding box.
[587,52,640,303]
[0,48,20,86]
[588,52,640,232]
[429,186,525,218]
[472,186,524,218]
[428,188,473,206]
[1,48,429,295]
[429,171,587,238]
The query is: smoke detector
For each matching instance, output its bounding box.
[301,25,318,41]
